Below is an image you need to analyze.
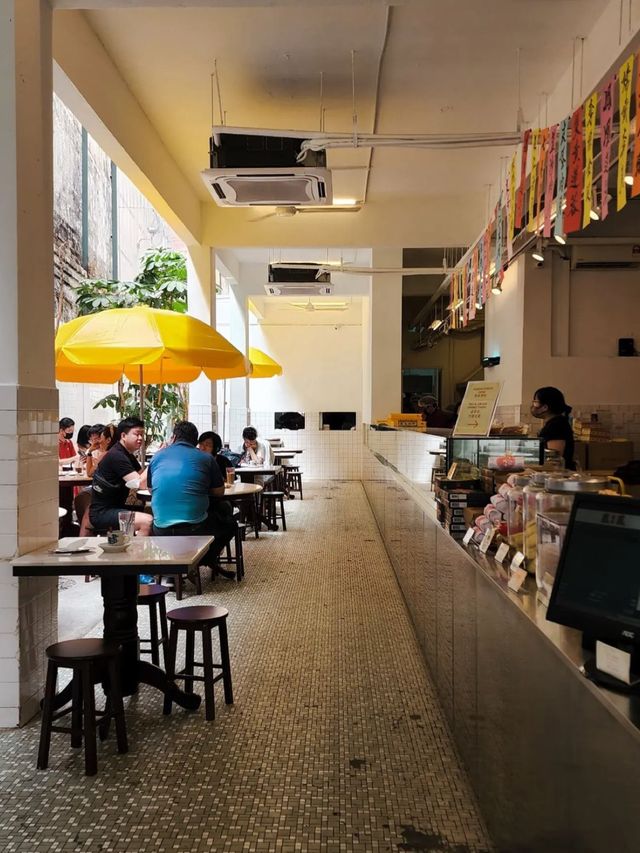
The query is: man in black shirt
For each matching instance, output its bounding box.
[89,417,152,535]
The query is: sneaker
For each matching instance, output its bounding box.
[139,574,155,585]
[217,568,236,580]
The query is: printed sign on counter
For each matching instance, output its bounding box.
[452,381,503,437]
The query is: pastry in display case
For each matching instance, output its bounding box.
[445,436,543,473]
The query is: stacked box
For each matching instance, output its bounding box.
[572,419,611,441]
[435,486,489,540]
[480,467,514,495]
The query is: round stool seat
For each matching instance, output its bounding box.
[46,638,120,664]
[263,490,285,497]
[137,583,169,603]
[168,605,229,626]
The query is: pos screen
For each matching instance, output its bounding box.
[546,493,640,644]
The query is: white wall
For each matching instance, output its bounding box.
[568,269,640,358]
[483,259,524,407]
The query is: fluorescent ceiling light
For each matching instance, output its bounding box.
[429,319,443,330]
[491,282,502,295]
[332,198,359,206]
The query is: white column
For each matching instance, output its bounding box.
[186,244,216,434]
[0,0,58,726]
[363,249,403,423]
[227,277,251,445]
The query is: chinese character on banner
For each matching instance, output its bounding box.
[600,77,614,219]
[515,129,530,228]
[543,125,559,237]
[617,53,634,211]
[508,153,517,247]
[564,106,584,233]
[535,128,549,234]
[632,55,640,197]
[554,117,569,239]
[527,129,540,231]
[582,92,598,228]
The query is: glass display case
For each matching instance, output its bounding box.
[445,436,543,472]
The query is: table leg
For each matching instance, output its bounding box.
[58,485,75,537]
[100,573,201,711]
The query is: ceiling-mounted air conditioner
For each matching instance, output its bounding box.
[201,126,332,207]
[571,244,640,270]
[266,264,332,296]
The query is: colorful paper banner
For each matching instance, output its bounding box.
[599,77,614,219]
[543,124,558,238]
[564,106,584,233]
[495,197,503,279]
[554,117,569,239]
[508,153,517,248]
[515,129,530,228]
[483,223,492,303]
[469,248,478,321]
[582,92,598,228]
[535,128,549,233]
[617,54,634,212]
[527,129,540,231]
[632,55,640,197]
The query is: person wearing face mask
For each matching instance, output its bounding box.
[58,418,77,462]
[530,386,576,470]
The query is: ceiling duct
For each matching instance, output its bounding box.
[202,126,332,207]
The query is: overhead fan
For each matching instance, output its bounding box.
[251,204,362,222]
[288,299,349,312]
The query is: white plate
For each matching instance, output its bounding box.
[98,537,132,553]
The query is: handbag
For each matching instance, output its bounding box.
[91,470,124,497]
[220,449,242,467]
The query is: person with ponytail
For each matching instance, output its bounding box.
[530,386,576,470]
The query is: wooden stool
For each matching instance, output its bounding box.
[38,638,128,776]
[262,491,287,531]
[137,583,170,666]
[286,470,303,500]
[163,605,233,721]
[219,523,246,580]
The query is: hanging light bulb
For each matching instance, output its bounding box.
[491,281,502,295]
[589,189,600,221]
[554,232,567,245]
[625,174,634,186]
[532,238,545,263]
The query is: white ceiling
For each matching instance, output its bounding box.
[81,0,605,220]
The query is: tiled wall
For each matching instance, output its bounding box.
[230,409,364,480]
[0,385,59,727]
[496,403,640,455]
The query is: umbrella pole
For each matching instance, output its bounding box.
[139,365,146,466]
[223,379,227,446]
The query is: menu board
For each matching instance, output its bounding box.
[452,381,502,437]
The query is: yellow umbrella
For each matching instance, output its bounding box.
[56,306,251,383]
[55,306,252,425]
[249,347,283,379]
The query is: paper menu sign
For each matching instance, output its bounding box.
[452,381,503,437]
[508,567,527,593]
[595,641,632,684]
[462,528,475,545]
[479,527,495,553]
[494,542,510,563]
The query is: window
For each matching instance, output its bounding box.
[320,412,356,431]
[274,412,305,430]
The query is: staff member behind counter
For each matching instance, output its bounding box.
[530,386,576,470]
[417,395,457,429]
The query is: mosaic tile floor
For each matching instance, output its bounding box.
[0,482,492,853]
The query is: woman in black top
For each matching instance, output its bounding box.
[198,431,232,479]
[530,386,576,470]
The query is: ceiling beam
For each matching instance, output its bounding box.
[52,1,420,8]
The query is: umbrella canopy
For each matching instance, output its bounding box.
[55,306,252,383]
[249,347,283,379]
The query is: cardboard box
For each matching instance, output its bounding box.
[573,440,588,470]
[463,506,485,527]
[586,440,634,471]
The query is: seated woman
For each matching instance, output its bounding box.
[198,430,233,479]
[76,424,92,459]
[86,423,115,477]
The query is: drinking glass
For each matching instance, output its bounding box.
[118,510,135,537]
[226,467,236,485]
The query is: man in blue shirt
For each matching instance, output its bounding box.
[148,421,236,570]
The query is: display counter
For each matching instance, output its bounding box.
[363,427,640,853]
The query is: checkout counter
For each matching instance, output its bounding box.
[363,426,640,853]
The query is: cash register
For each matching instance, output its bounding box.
[546,492,640,691]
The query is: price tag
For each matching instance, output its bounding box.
[494,542,510,563]
[462,527,475,546]
[510,551,525,573]
[447,462,458,480]
[508,567,528,593]
[479,527,495,553]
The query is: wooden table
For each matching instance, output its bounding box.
[58,472,92,536]
[13,536,213,710]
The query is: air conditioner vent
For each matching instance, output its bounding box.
[265,283,333,297]
[268,264,330,285]
[571,244,640,270]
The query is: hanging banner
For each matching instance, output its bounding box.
[505,161,513,260]
[494,198,503,280]
[515,129,531,228]
[462,262,469,328]
[527,129,540,231]
[600,77,615,219]
[483,223,492,303]
[633,55,640,196]
[469,248,478,321]
[582,92,598,228]
[543,124,559,237]
[477,234,485,309]
[508,153,517,246]
[564,106,584,233]
[617,53,634,211]
[554,117,569,239]
[535,128,549,233]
